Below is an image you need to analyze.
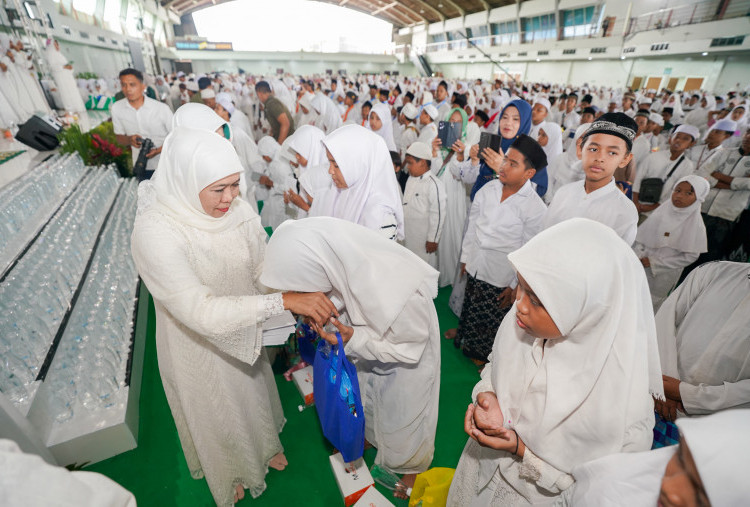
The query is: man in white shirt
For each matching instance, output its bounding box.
[401,142,446,269]
[529,97,550,139]
[545,112,639,245]
[692,128,750,263]
[112,68,173,179]
[434,80,451,120]
[416,105,439,145]
[633,124,697,217]
[687,118,736,172]
[397,103,420,158]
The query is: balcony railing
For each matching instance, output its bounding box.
[624,0,750,37]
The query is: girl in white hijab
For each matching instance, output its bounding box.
[536,121,563,161]
[260,216,440,493]
[447,218,664,506]
[559,409,750,507]
[368,102,397,151]
[285,125,329,217]
[44,39,87,118]
[311,94,343,134]
[131,127,336,506]
[633,175,709,312]
[254,136,293,230]
[295,91,318,127]
[310,124,405,240]
[171,103,260,213]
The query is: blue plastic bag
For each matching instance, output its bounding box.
[296,322,319,365]
[313,332,365,462]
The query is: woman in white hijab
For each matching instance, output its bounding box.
[171,103,261,213]
[0,34,33,120]
[559,409,750,507]
[368,102,397,151]
[544,122,590,203]
[633,175,709,312]
[447,218,664,506]
[131,127,336,506]
[260,216,441,492]
[310,124,404,240]
[44,39,89,122]
[536,121,563,162]
[285,125,329,217]
[311,94,343,134]
[296,91,318,127]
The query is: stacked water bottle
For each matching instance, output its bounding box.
[45,179,140,423]
[0,153,87,272]
[0,158,141,423]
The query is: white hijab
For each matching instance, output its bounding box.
[172,102,224,132]
[568,409,750,506]
[635,175,709,254]
[311,125,404,239]
[287,124,327,167]
[368,102,397,151]
[146,127,256,233]
[260,217,437,336]
[487,218,663,478]
[539,121,563,160]
[311,94,343,133]
[258,136,280,159]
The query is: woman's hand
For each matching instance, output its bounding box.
[452,140,465,161]
[497,287,514,309]
[460,263,467,276]
[482,147,504,173]
[640,257,651,268]
[472,425,526,457]
[469,144,480,165]
[655,397,684,422]
[282,292,337,327]
[311,317,354,345]
[662,375,682,401]
[431,137,441,158]
[473,392,504,433]
[259,175,274,188]
[285,189,310,211]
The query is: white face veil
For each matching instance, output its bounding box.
[148,126,254,233]
[311,124,404,239]
[368,102,397,151]
[635,174,709,254]
[490,218,664,473]
[260,217,438,336]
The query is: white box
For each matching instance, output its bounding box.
[353,486,396,507]
[329,453,374,506]
[291,365,314,405]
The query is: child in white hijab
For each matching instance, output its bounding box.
[310,124,404,240]
[260,217,440,496]
[633,174,709,312]
[368,102,398,151]
[559,409,750,507]
[447,218,663,506]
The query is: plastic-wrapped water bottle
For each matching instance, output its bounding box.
[370,464,412,498]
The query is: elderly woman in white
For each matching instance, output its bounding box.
[131,127,336,506]
[447,218,663,506]
[310,124,404,241]
[260,217,440,495]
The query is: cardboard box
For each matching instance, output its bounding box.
[353,486,396,507]
[291,365,314,405]
[329,453,374,506]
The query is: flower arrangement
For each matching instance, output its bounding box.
[57,120,132,177]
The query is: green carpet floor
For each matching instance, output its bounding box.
[86,286,480,506]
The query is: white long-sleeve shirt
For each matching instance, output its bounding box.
[417,122,437,145]
[544,179,638,246]
[697,147,750,222]
[461,179,546,289]
[655,261,750,415]
[401,171,446,268]
[634,151,695,205]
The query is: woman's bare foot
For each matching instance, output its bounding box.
[234,483,245,503]
[269,452,288,471]
[393,473,417,500]
[443,328,457,340]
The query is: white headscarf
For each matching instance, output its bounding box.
[368,102,397,151]
[311,94,343,133]
[538,121,563,160]
[172,102,224,133]
[147,127,255,233]
[486,218,663,479]
[311,124,404,240]
[287,124,327,167]
[635,175,708,254]
[258,136,281,159]
[260,217,437,336]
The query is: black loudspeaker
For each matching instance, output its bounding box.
[15,115,61,151]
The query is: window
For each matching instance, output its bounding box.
[710,36,744,47]
[521,14,556,43]
[561,6,598,39]
[73,0,97,15]
[446,31,467,50]
[430,33,446,52]
[490,20,518,45]
[103,0,122,33]
[590,47,606,53]
[468,25,490,47]
[562,48,576,54]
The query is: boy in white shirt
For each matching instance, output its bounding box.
[544,112,639,245]
[416,104,439,145]
[401,142,446,269]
